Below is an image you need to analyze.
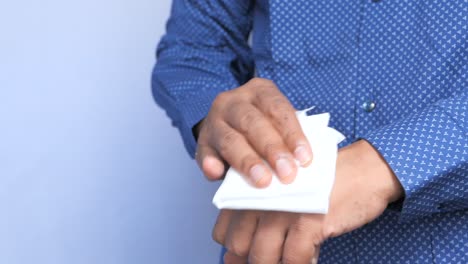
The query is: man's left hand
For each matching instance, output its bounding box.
[212,140,404,264]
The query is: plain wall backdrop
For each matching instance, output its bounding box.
[0,1,221,263]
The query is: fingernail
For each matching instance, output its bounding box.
[294,145,312,166]
[250,164,268,183]
[276,158,294,179]
[310,258,318,264]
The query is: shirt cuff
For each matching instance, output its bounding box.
[362,104,468,223]
[174,89,222,158]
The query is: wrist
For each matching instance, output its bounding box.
[338,140,404,203]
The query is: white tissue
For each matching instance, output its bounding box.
[212,108,345,214]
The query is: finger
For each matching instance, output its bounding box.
[248,212,290,264]
[254,86,313,167]
[196,143,225,181]
[224,104,297,183]
[223,251,248,264]
[211,121,272,188]
[282,215,324,264]
[225,210,259,257]
[212,210,234,245]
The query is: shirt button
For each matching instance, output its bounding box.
[362,101,376,112]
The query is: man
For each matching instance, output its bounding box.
[153,0,467,263]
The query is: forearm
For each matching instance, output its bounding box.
[152,0,255,156]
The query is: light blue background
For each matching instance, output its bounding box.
[0,1,220,263]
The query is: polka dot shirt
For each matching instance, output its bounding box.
[153,0,467,263]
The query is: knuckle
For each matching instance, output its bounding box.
[248,252,267,264]
[271,94,288,105]
[283,129,302,144]
[212,92,231,109]
[290,220,309,234]
[267,97,291,116]
[238,109,262,133]
[282,239,315,264]
[262,141,282,158]
[227,241,248,257]
[218,130,240,156]
[212,227,225,245]
[292,220,324,245]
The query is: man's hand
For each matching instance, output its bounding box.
[213,140,404,263]
[195,78,313,187]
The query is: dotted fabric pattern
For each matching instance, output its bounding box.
[153,0,468,263]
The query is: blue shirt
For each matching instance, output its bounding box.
[153,0,467,263]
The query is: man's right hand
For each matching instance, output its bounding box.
[195,78,313,188]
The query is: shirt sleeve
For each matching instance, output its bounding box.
[152,0,254,157]
[363,84,467,223]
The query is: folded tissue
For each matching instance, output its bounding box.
[212,108,346,214]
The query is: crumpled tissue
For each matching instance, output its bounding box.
[212,108,345,214]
